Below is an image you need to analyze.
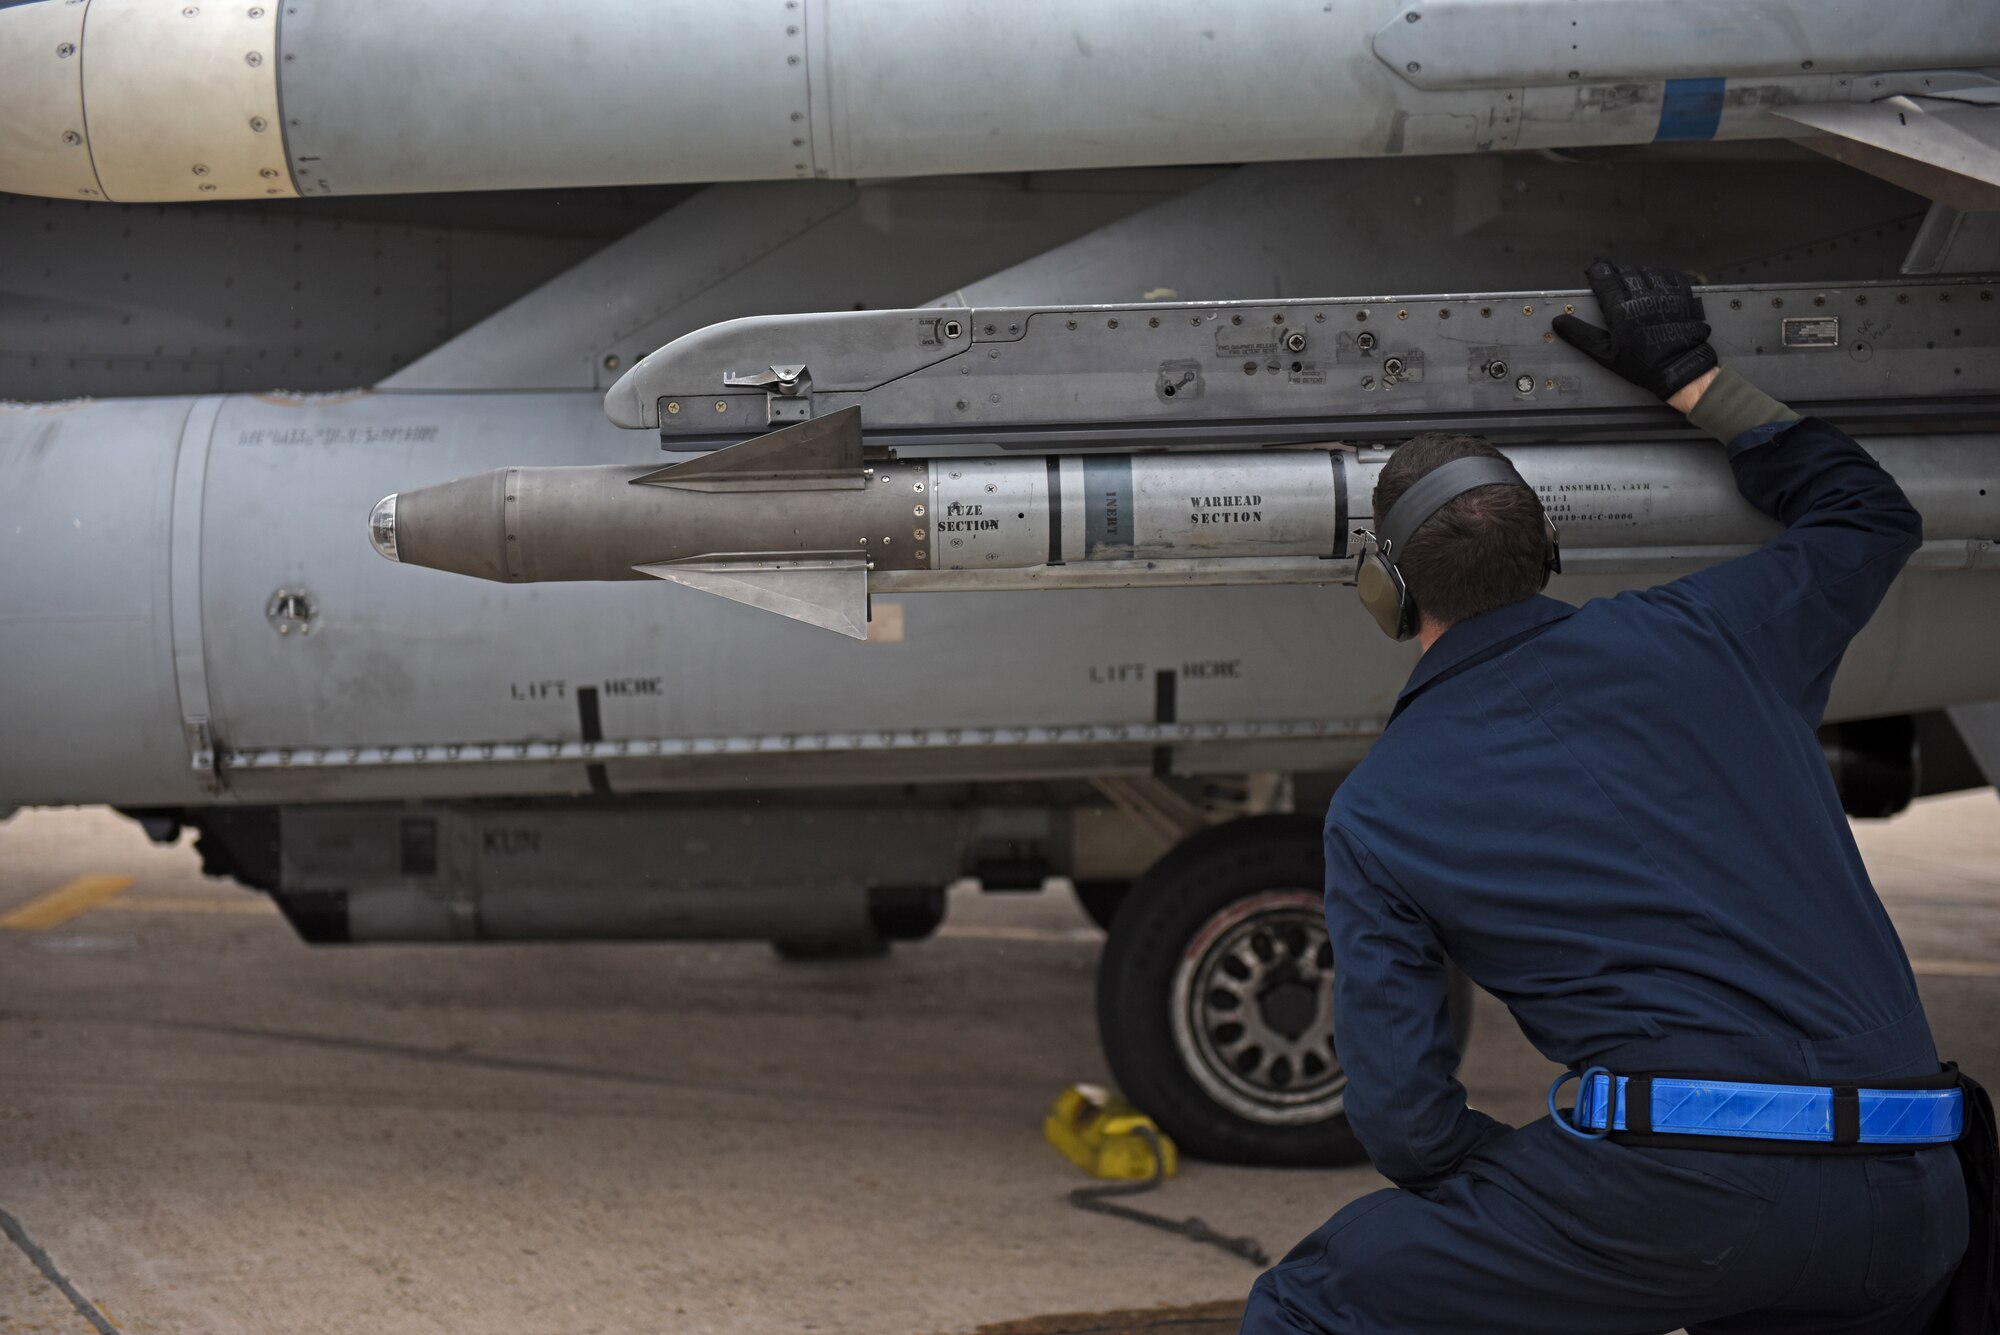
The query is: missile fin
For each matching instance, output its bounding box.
[1775,97,2000,213]
[630,407,865,492]
[634,552,871,639]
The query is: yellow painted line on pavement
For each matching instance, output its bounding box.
[98,895,277,916]
[1910,958,2000,978]
[0,875,137,932]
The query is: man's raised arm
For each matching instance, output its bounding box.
[1556,262,1923,719]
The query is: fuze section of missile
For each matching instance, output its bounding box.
[372,406,2000,639]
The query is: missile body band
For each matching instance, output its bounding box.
[374,408,2000,638]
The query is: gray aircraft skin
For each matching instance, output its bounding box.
[5,0,2000,1165]
[3,0,1997,204]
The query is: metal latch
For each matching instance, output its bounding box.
[722,364,812,424]
[185,715,221,784]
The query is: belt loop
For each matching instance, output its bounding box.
[1832,1085,1861,1145]
[1624,1075,1652,1135]
[1547,1066,1613,1140]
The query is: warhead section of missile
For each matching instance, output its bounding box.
[375,281,2000,639]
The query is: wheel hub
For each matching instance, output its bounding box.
[1258,974,1319,1040]
[1169,891,1345,1125]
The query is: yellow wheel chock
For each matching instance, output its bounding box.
[1043,1083,1180,1181]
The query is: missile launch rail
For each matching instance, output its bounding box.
[606,277,2000,451]
[380,273,2000,649]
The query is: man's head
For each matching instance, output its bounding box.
[1372,433,1552,635]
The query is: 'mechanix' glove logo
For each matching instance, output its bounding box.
[1552,261,1718,401]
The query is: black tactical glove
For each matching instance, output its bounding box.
[1552,260,1717,400]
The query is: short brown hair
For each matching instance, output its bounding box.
[1373,432,1550,629]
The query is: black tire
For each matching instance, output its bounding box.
[1072,879,1132,932]
[1096,814,1473,1167]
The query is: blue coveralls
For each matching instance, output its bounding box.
[1243,418,1968,1334]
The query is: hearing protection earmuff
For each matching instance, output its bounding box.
[1355,456,1562,641]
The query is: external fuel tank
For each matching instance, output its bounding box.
[3,0,1995,202]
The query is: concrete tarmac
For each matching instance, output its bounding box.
[2,793,1996,1334]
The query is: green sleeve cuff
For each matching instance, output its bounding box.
[1684,365,1800,446]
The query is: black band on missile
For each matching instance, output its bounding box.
[577,687,613,796]
[399,817,438,877]
[1331,450,1348,559]
[1046,457,1065,565]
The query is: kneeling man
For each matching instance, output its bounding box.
[1243,262,1975,1334]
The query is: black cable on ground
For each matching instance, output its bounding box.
[0,1204,120,1335]
[1065,1127,1270,1266]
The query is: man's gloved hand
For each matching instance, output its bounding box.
[1552,260,1717,400]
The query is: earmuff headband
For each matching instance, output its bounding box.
[1377,456,1535,564]
[1357,454,1556,642]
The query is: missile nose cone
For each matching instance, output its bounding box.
[382,470,517,581]
[368,494,400,562]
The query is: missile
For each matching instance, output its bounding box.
[370,407,2000,638]
[6,0,1996,203]
[373,409,1347,638]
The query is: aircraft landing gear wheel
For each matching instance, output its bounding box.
[1096,815,1472,1167]
[1072,879,1131,932]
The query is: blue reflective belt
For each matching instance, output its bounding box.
[1556,1070,1963,1145]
